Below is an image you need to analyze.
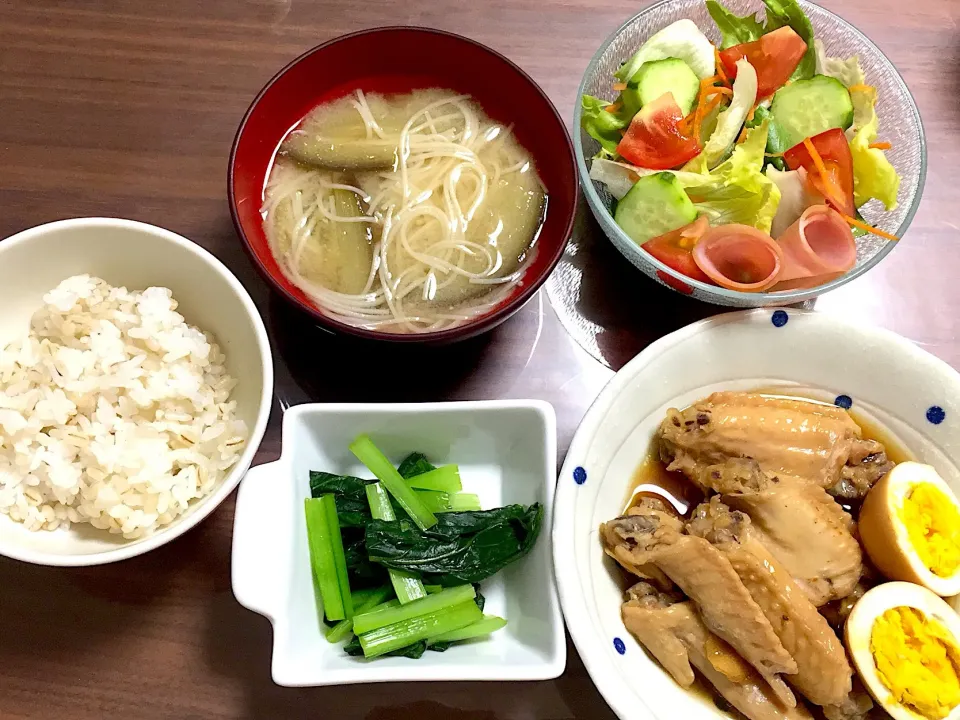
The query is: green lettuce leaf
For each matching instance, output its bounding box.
[701,58,758,168]
[615,19,716,81]
[679,121,782,232]
[814,39,865,88]
[850,108,900,211]
[581,95,630,154]
[706,0,765,48]
[760,0,816,80]
[813,41,897,208]
[589,158,705,200]
[707,0,816,79]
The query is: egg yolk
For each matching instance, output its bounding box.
[870,606,960,719]
[901,483,960,577]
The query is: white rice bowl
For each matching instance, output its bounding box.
[0,275,247,539]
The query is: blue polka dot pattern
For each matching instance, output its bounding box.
[771,310,789,327]
[927,406,946,425]
[573,466,587,485]
[613,637,626,655]
[834,395,853,410]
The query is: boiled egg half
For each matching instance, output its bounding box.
[847,582,960,720]
[859,462,960,597]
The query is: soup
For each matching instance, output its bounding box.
[262,89,546,333]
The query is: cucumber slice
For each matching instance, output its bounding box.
[614,172,698,245]
[770,75,854,150]
[623,58,700,117]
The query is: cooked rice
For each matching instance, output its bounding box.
[0,275,247,539]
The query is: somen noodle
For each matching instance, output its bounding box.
[262,89,546,333]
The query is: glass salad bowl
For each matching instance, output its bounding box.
[575,0,925,307]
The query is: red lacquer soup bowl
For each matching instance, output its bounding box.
[229,27,577,343]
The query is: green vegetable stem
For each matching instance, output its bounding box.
[353,585,476,635]
[304,495,354,622]
[359,601,483,658]
[350,435,438,532]
[365,482,428,604]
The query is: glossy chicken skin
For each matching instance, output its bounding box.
[622,582,814,720]
[602,497,676,592]
[696,457,863,606]
[601,507,798,685]
[659,392,890,498]
[688,498,853,707]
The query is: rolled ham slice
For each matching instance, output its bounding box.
[773,205,857,291]
[692,224,784,292]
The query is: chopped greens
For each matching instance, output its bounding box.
[353,585,476,635]
[325,585,393,644]
[397,452,437,479]
[365,504,544,585]
[304,441,531,660]
[350,435,438,531]
[429,614,507,645]
[404,465,463,492]
[366,482,428,604]
[359,601,483,658]
[304,495,353,622]
[416,490,482,514]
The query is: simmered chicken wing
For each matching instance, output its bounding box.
[696,457,863,605]
[659,392,891,499]
[601,507,798,687]
[688,498,853,707]
[622,582,814,720]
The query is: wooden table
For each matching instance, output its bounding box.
[0,0,956,717]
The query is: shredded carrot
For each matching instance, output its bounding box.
[688,76,732,141]
[694,93,725,140]
[736,126,749,144]
[869,141,892,150]
[703,93,724,115]
[746,105,757,123]
[692,104,705,143]
[714,49,731,87]
[840,214,899,241]
[803,137,846,208]
[613,82,627,92]
[847,83,874,94]
[605,102,622,114]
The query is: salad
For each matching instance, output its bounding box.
[305,434,542,659]
[582,0,901,293]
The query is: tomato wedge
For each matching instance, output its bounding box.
[784,128,856,217]
[616,93,701,170]
[641,216,714,284]
[719,27,808,99]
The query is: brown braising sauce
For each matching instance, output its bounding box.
[624,448,703,518]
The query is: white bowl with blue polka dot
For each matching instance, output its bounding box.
[552,308,957,720]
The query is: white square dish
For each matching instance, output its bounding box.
[231,400,564,686]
